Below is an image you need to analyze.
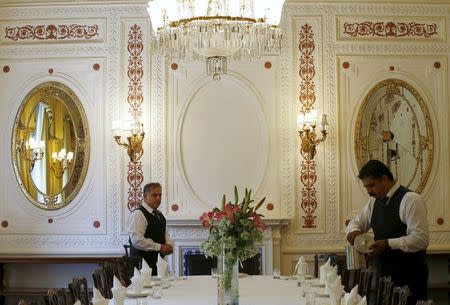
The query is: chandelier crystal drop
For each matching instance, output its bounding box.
[147,0,285,79]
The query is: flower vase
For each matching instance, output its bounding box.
[221,253,239,305]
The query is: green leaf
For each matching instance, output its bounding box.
[254,197,266,211]
[234,186,239,204]
[222,194,226,208]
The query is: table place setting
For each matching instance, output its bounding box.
[111,275,127,305]
[92,287,109,305]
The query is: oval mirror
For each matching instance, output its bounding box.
[12,82,90,210]
[355,79,433,193]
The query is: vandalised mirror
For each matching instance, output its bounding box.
[355,79,433,193]
[12,82,89,210]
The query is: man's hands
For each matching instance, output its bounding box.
[160,244,173,255]
[346,230,362,245]
[368,239,388,257]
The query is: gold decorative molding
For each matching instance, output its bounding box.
[337,16,445,42]
[298,23,318,229]
[126,24,145,211]
[0,19,105,44]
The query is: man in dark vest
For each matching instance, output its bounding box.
[346,160,429,305]
[128,183,173,276]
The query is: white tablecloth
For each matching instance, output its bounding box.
[122,276,330,305]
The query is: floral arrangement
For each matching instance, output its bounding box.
[200,187,267,289]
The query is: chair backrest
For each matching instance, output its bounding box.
[239,253,262,275]
[391,285,410,305]
[376,276,394,305]
[68,278,90,305]
[47,289,73,305]
[92,268,113,299]
[314,254,352,290]
[18,300,29,305]
[358,266,376,303]
[313,254,344,278]
[115,256,141,286]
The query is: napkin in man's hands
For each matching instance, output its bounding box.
[157,255,168,278]
[111,275,126,305]
[344,285,362,305]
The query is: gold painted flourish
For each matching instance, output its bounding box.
[343,22,437,38]
[299,24,318,228]
[127,24,145,211]
[5,24,99,41]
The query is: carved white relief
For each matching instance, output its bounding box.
[280,3,450,251]
[0,4,149,252]
[165,61,280,219]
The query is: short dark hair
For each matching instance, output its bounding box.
[358,160,394,181]
[143,183,162,195]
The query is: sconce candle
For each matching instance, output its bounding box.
[112,119,145,163]
[20,137,45,172]
[297,110,328,160]
[321,114,328,127]
[51,148,73,178]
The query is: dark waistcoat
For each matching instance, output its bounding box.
[370,185,427,304]
[130,206,166,275]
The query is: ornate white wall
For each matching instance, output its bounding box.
[0,1,449,283]
[0,2,150,255]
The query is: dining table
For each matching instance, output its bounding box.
[121,275,331,305]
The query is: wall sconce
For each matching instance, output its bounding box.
[112,119,145,163]
[297,109,328,160]
[19,138,45,172]
[51,149,73,178]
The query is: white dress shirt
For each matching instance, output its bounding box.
[346,181,429,252]
[127,203,172,252]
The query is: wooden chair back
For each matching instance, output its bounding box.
[358,266,376,304]
[376,276,394,305]
[391,285,410,305]
[47,288,73,305]
[68,278,89,305]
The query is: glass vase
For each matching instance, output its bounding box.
[221,252,239,305]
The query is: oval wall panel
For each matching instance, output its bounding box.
[179,77,268,206]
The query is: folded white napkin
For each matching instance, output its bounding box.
[140,260,152,286]
[73,301,81,305]
[130,267,144,293]
[294,256,309,275]
[111,275,126,305]
[157,255,168,278]
[91,287,108,305]
[328,276,344,305]
[344,285,362,305]
[319,258,333,284]
[325,266,339,294]
[326,266,338,282]
[357,296,367,305]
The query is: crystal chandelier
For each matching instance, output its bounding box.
[147,0,285,80]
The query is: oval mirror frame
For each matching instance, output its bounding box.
[11,81,90,210]
[354,79,434,193]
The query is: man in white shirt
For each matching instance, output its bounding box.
[346,160,429,305]
[128,183,173,275]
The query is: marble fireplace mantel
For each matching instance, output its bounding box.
[166,218,289,276]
